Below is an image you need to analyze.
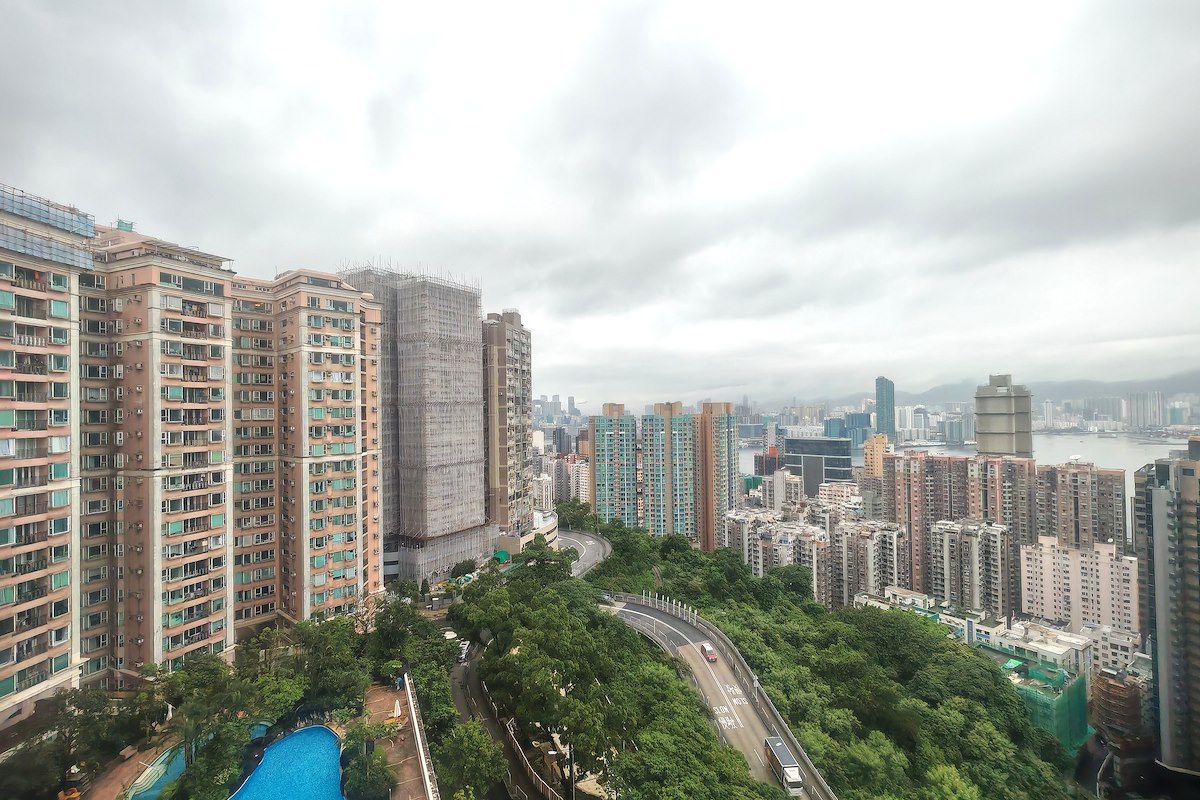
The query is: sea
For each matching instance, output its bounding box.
[739,432,1192,502]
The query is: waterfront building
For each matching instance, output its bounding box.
[875,376,896,441]
[975,374,1033,458]
[781,436,852,498]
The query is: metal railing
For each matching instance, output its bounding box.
[404,671,442,800]
[608,591,839,800]
[478,679,563,800]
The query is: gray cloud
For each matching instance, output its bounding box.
[1,1,1198,408]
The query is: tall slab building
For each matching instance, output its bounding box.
[1133,439,1200,775]
[483,310,533,537]
[975,374,1033,458]
[588,403,639,528]
[340,268,493,580]
[0,184,384,733]
[875,376,896,441]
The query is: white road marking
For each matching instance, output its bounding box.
[613,607,746,729]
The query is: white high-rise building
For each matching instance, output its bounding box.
[1021,537,1138,634]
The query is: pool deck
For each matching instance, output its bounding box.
[364,683,430,799]
[87,733,175,800]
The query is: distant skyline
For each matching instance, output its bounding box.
[4,2,1200,407]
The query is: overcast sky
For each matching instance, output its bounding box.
[3,1,1199,409]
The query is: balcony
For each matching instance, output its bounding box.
[14,357,47,375]
[15,670,48,692]
[12,277,48,293]
[13,498,48,518]
[15,637,47,663]
[12,334,47,348]
[14,528,48,546]
[14,611,48,631]
[16,584,48,604]
[15,559,48,575]
[15,388,48,403]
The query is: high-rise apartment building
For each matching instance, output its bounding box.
[483,310,533,537]
[0,186,94,723]
[1035,462,1126,549]
[975,374,1033,458]
[928,519,1014,617]
[694,402,738,551]
[588,404,638,528]
[1133,440,1200,774]
[339,269,492,580]
[1020,537,1138,633]
[883,452,970,593]
[967,455,1038,545]
[1126,391,1165,431]
[863,433,889,478]
[831,521,910,607]
[640,402,696,539]
[875,376,896,441]
[0,185,384,731]
[782,436,852,497]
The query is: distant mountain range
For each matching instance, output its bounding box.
[813,370,1200,408]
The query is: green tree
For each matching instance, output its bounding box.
[434,720,506,798]
[451,559,478,579]
[344,748,396,800]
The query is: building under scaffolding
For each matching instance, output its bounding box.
[341,265,496,580]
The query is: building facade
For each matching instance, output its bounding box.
[928,519,1014,617]
[483,310,533,537]
[339,269,492,580]
[883,451,971,593]
[1020,537,1138,633]
[782,436,852,498]
[640,402,696,538]
[1133,441,1200,775]
[875,376,895,441]
[975,374,1033,458]
[1035,462,1126,549]
[588,404,638,528]
[0,186,384,730]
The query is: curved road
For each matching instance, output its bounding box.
[607,604,786,788]
[558,530,611,577]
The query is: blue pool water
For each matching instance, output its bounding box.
[230,726,345,800]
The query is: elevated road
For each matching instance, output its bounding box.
[606,595,836,800]
[609,603,778,786]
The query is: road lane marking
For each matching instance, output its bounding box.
[612,607,746,729]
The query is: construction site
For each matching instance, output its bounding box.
[341,265,496,581]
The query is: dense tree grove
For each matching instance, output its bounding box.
[448,532,786,800]
[584,515,1072,800]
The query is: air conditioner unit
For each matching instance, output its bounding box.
[135,385,143,392]
[136,408,144,415]
[136,614,144,622]
[133,592,143,599]
[134,524,144,532]
[135,477,144,484]
[134,544,143,551]
[135,568,143,575]
[135,637,145,645]
[136,454,143,461]
[133,317,142,324]
[134,294,142,302]
[134,340,143,348]
[134,660,144,668]
[135,363,143,370]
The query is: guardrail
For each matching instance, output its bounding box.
[405,671,442,800]
[478,679,565,800]
[607,591,839,800]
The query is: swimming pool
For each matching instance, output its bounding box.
[229,725,345,800]
[127,723,272,800]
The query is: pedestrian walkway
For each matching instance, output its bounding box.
[364,683,428,800]
[451,656,546,800]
